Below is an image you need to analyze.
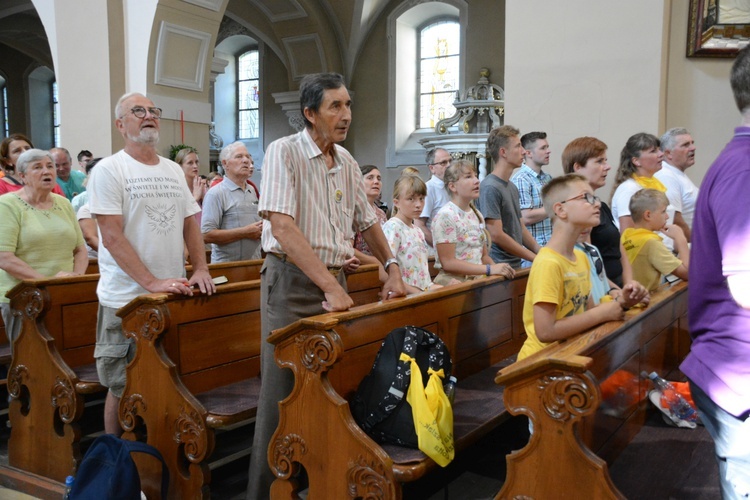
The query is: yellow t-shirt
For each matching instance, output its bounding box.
[621,227,682,291]
[517,247,591,361]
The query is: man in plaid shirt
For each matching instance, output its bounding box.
[511,131,553,266]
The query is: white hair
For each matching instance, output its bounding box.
[114,92,147,119]
[16,149,53,174]
[219,141,249,163]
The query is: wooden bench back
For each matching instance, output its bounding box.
[113,259,412,499]
[120,280,263,396]
[8,274,101,370]
[118,280,265,499]
[4,260,264,369]
[265,272,528,498]
[313,273,529,401]
[494,281,689,499]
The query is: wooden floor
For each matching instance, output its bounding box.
[0,405,721,499]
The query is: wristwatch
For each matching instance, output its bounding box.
[384,258,399,271]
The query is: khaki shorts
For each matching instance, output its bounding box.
[94,305,134,397]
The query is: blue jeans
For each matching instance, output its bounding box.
[689,380,750,499]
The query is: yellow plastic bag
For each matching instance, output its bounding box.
[401,352,455,466]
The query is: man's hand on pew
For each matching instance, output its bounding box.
[380,267,406,301]
[188,268,216,296]
[323,286,354,312]
[150,278,192,295]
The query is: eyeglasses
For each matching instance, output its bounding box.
[582,244,603,275]
[430,160,451,167]
[560,192,600,205]
[126,106,162,119]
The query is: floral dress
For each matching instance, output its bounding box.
[431,201,487,281]
[382,217,432,291]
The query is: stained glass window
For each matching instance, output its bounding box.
[52,81,60,146]
[418,20,460,129]
[238,50,259,139]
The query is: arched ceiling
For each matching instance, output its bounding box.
[0,0,394,84]
[225,0,394,82]
[0,0,52,68]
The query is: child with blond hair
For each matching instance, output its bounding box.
[382,174,439,293]
[431,160,515,285]
[518,174,647,361]
[621,188,689,291]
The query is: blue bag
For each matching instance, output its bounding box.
[69,434,169,499]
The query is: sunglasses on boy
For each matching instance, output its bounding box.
[582,244,603,275]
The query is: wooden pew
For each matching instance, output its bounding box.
[0,257,400,497]
[265,272,529,498]
[1,260,264,488]
[494,281,689,499]
[118,280,264,499]
[5,274,101,484]
[0,318,9,384]
[115,261,390,499]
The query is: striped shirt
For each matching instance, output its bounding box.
[259,129,376,267]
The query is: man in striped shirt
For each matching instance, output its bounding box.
[247,72,406,499]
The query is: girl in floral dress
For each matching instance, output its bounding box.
[431,160,515,285]
[382,174,440,293]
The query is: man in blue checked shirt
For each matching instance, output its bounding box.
[511,131,553,266]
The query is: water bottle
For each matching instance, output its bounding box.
[444,376,457,405]
[645,371,698,422]
[63,475,74,499]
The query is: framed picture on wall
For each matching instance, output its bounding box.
[688,0,750,57]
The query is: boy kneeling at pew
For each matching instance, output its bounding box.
[621,188,689,292]
[517,174,648,361]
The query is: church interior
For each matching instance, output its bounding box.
[0,0,742,498]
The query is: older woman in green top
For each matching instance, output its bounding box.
[0,149,87,352]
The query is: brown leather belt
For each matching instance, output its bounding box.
[268,252,343,276]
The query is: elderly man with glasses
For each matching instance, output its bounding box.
[87,92,215,435]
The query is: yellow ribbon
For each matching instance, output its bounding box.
[632,174,667,192]
[400,352,455,466]
[621,227,661,261]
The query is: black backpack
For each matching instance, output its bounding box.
[351,326,452,448]
[69,434,169,499]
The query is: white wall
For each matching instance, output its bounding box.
[52,0,117,157]
[214,49,236,146]
[505,0,669,199]
[505,0,742,193]
[665,0,738,186]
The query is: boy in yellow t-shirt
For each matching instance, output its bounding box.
[517,174,645,361]
[621,189,689,291]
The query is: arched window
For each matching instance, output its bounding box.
[52,81,60,146]
[386,0,466,167]
[237,49,259,139]
[418,20,460,129]
[0,75,7,138]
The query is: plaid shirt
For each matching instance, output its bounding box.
[510,164,552,247]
